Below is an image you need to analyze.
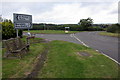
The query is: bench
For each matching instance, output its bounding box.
[3,37,29,58]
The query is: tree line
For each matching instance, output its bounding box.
[31,18,103,31]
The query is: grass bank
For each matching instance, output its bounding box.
[2,37,46,78]
[99,32,119,37]
[37,40,119,78]
[24,30,79,34]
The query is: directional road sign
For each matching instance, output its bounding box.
[65,27,70,28]
[13,13,32,29]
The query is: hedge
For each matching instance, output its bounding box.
[107,24,120,33]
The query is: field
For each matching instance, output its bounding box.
[99,32,119,37]
[2,37,120,78]
[24,30,79,34]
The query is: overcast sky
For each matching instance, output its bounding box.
[1,0,119,24]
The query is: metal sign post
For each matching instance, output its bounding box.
[65,27,70,33]
[16,29,18,37]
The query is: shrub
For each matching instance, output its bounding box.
[87,26,103,31]
[107,24,120,33]
[2,19,23,40]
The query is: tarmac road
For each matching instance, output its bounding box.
[35,33,82,44]
[24,31,119,64]
[74,31,119,63]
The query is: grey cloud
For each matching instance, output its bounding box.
[24,2,55,14]
[2,1,118,24]
[2,2,55,16]
[79,2,116,15]
[109,10,118,14]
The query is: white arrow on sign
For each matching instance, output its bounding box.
[16,15,30,21]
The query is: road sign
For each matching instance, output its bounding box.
[13,13,32,29]
[65,27,69,33]
[14,23,32,29]
[65,27,70,28]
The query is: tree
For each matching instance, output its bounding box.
[78,17,93,30]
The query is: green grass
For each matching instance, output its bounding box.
[2,37,120,78]
[24,30,79,34]
[99,32,119,37]
[0,41,2,79]
[2,38,46,78]
[37,40,119,78]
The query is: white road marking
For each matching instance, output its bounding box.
[41,34,44,36]
[96,50,99,52]
[70,33,120,65]
[70,34,73,37]
[71,34,89,47]
[88,32,92,35]
[96,50,120,65]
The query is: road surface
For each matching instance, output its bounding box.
[74,32,119,64]
[24,31,119,64]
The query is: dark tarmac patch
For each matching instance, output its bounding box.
[77,52,91,57]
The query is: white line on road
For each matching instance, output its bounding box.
[71,33,120,65]
[71,34,89,47]
[88,32,92,35]
[95,49,120,65]
[70,34,73,37]
[96,50,99,52]
[41,34,44,36]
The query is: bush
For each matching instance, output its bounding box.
[107,24,120,33]
[87,26,103,31]
[2,19,23,40]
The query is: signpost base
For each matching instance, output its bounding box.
[16,29,18,37]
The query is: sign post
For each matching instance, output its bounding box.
[16,29,18,37]
[65,27,70,33]
[13,13,32,37]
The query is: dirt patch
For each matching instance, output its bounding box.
[25,40,50,78]
[77,52,91,57]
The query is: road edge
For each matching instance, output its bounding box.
[71,33,120,65]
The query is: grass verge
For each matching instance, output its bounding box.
[24,30,79,34]
[2,37,120,78]
[37,40,119,78]
[99,32,119,37]
[2,37,46,78]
